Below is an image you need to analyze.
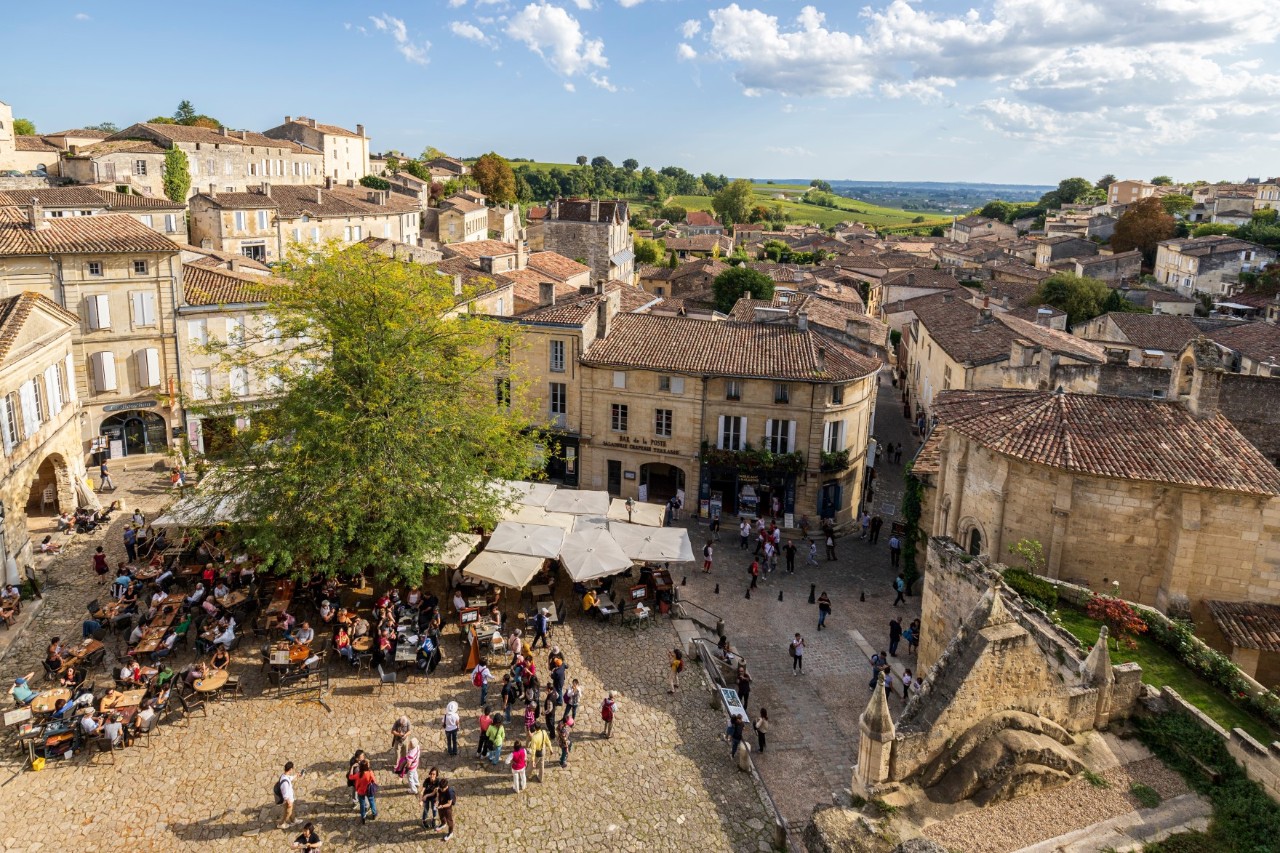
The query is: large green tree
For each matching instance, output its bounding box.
[162,146,191,202]
[12,118,35,136]
[188,244,542,585]
[711,179,754,227]
[712,266,774,313]
[1160,194,1195,218]
[1111,196,1176,266]
[634,236,665,265]
[1034,273,1111,327]
[471,152,516,204]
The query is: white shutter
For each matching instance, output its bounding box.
[93,352,117,392]
[227,317,243,346]
[837,420,846,450]
[716,415,726,450]
[131,291,156,327]
[787,420,797,454]
[739,418,747,451]
[86,294,110,330]
[671,376,684,394]
[188,319,208,346]
[18,381,36,437]
[64,355,77,403]
[230,367,249,396]
[0,397,14,454]
[765,419,773,452]
[43,365,61,415]
[136,348,161,387]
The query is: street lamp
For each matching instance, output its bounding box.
[625,497,634,523]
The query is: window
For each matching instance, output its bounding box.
[549,340,565,372]
[234,211,246,230]
[0,393,18,454]
[611,403,629,432]
[164,214,177,233]
[344,226,352,242]
[654,408,672,438]
[717,415,745,450]
[494,377,511,408]
[352,225,362,241]
[230,367,249,397]
[88,261,102,277]
[29,379,44,425]
[133,260,148,275]
[188,318,208,346]
[725,380,741,400]
[943,365,952,390]
[134,160,147,176]
[659,375,671,392]
[824,420,845,452]
[292,228,301,242]
[43,364,63,416]
[135,348,161,387]
[90,351,117,392]
[612,371,626,389]
[62,355,75,405]
[262,315,281,344]
[256,210,269,230]
[774,383,790,404]
[85,294,111,330]
[831,385,844,404]
[550,382,567,417]
[226,317,244,347]
[130,291,157,327]
[139,215,153,228]
[249,162,257,177]
[191,368,211,400]
[766,418,797,453]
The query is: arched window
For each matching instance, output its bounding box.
[968,527,982,556]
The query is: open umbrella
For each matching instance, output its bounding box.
[75,475,102,512]
[498,503,578,531]
[559,528,633,583]
[426,533,481,568]
[544,489,611,516]
[492,479,557,507]
[607,522,696,562]
[572,515,609,533]
[486,522,565,559]
[462,551,545,590]
[606,498,665,527]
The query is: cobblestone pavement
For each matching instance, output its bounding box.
[0,464,774,852]
[674,378,926,836]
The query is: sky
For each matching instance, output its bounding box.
[3,0,1278,185]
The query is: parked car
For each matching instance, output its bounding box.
[0,170,23,177]
[24,169,48,177]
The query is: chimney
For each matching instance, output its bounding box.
[539,282,556,306]
[979,307,993,323]
[816,345,826,373]
[356,124,365,137]
[983,295,990,309]
[596,279,606,296]
[325,176,333,190]
[1002,296,1010,309]
[307,118,318,128]
[314,186,323,204]
[26,199,48,230]
[453,275,463,297]
[515,235,527,269]
[208,183,217,199]
[261,181,271,197]
[229,258,241,272]
[219,126,229,136]
[68,144,78,156]
[943,292,955,303]
[797,309,809,331]
[907,272,916,286]
[479,257,494,274]
[590,199,600,222]
[285,115,292,124]
[1035,307,1053,327]
[346,180,355,188]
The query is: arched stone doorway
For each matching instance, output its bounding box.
[640,462,685,503]
[25,453,74,519]
[100,410,168,456]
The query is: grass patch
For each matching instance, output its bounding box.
[1082,769,1110,788]
[1130,782,1162,808]
[669,190,947,230]
[1054,607,1275,743]
[871,798,899,816]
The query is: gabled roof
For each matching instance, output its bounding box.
[63,139,168,157]
[1207,321,1280,364]
[527,252,589,282]
[914,298,1105,366]
[45,128,110,139]
[181,264,284,307]
[14,137,57,153]
[0,292,79,363]
[0,207,179,255]
[1206,600,1280,653]
[442,239,517,261]
[1094,312,1199,353]
[108,123,313,153]
[0,187,184,211]
[272,117,362,138]
[1160,235,1271,257]
[441,196,486,214]
[550,198,627,224]
[191,184,419,217]
[684,210,718,227]
[933,389,1280,496]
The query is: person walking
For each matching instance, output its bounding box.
[420,766,441,829]
[346,749,365,807]
[601,691,617,738]
[505,739,528,794]
[557,716,574,767]
[562,679,580,722]
[869,516,883,544]
[859,511,871,540]
[710,513,721,542]
[485,716,506,765]
[98,460,115,492]
[475,706,492,758]
[702,540,714,574]
[817,591,832,630]
[907,620,921,655]
[398,737,421,794]
[275,761,300,829]
[894,443,903,464]
[749,558,760,590]
[391,715,412,765]
[352,758,378,824]
[435,777,456,841]
[92,546,109,576]
[739,519,751,550]
[442,701,460,756]
[753,708,770,755]
[735,661,752,709]
[807,539,818,567]
[532,609,551,650]
[123,526,138,563]
[825,531,837,562]
[893,573,907,606]
[789,633,805,675]
[888,535,901,568]
[668,647,683,693]
[728,713,746,757]
[784,539,796,574]
[867,651,885,688]
[472,659,492,707]
[528,722,552,782]
[542,684,560,735]
[889,617,902,656]
[901,669,914,700]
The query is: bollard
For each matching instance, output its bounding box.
[714,583,720,595]
[860,591,866,602]
[681,576,687,586]
[716,618,725,638]
[808,584,816,604]
[778,590,784,602]
[745,587,751,599]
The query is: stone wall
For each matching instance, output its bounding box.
[1219,372,1280,464]
[1097,363,1172,398]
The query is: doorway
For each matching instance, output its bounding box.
[100,410,168,456]
[639,462,684,503]
[606,460,622,496]
[819,481,843,521]
[968,527,983,556]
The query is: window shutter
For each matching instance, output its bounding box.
[94,352,117,392]
[43,365,61,415]
[788,421,797,454]
[142,292,156,325]
[87,294,110,330]
[671,377,684,394]
[19,381,37,437]
[837,420,846,450]
[64,355,77,403]
[765,419,773,451]
[717,415,725,450]
[739,418,747,450]
[0,397,14,454]
[131,292,145,326]
[137,348,160,387]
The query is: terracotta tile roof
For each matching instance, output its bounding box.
[0,207,179,255]
[664,235,733,253]
[442,197,485,214]
[278,118,362,138]
[46,129,110,139]
[1207,321,1280,364]
[110,123,310,153]
[915,298,1105,366]
[583,314,880,381]
[685,211,718,227]
[14,137,58,153]
[181,264,284,306]
[883,269,963,290]
[0,187,183,211]
[981,280,1040,307]
[1161,235,1270,258]
[434,256,505,293]
[0,291,79,363]
[442,239,517,261]
[912,425,945,475]
[527,207,548,221]
[192,184,418,217]
[178,243,273,273]
[955,215,997,227]
[1100,313,1200,353]
[509,278,586,310]
[638,264,673,281]
[1205,600,1280,652]
[933,389,1280,495]
[64,139,168,157]
[550,199,627,223]
[527,252,589,282]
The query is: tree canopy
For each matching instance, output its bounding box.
[1095,174,1116,190]
[711,179,754,228]
[1151,175,1174,186]
[633,236,665,265]
[471,152,516,204]
[189,244,542,585]
[1160,194,1194,217]
[979,200,1015,222]
[12,118,35,136]
[162,146,191,202]
[712,266,774,313]
[1111,197,1176,266]
[1034,273,1112,327]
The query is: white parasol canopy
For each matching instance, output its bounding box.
[498,503,578,531]
[559,528,633,583]
[607,522,696,562]
[152,491,243,526]
[426,533,481,568]
[572,515,609,533]
[486,522,565,559]
[463,550,545,590]
[606,498,665,527]
[492,479,557,507]
[544,489,611,516]
[75,475,102,511]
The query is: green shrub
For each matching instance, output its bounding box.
[1003,567,1057,610]
[1081,769,1109,788]
[1130,782,1161,808]
[359,175,391,191]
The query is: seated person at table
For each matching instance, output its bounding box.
[119,657,144,686]
[334,627,355,663]
[155,566,175,592]
[45,637,65,672]
[277,611,296,636]
[211,617,236,650]
[51,697,71,719]
[451,590,466,614]
[318,600,335,624]
[185,583,207,609]
[8,674,36,706]
[127,620,148,647]
[119,582,139,613]
[489,606,502,629]
[422,591,439,613]
[38,535,62,555]
[56,512,73,534]
[112,568,131,598]
[582,589,599,618]
[237,562,255,587]
[3,583,19,600]
[184,662,208,689]
[212,581,230,601]
[201,595,222,618]
[125,699,156,746]
[292,621,315,646]
[374,629,393,666]
[405,588,422,611]
[81,616,103,640]
[60,665,86,692]
[209,646,230,671]
[350,616,370,639]
[200,563,217,587]
[150,628,178,661]
[374,591,391,610]
[150,589,168,609]
[78,708,101,737]
[99,713,124,747]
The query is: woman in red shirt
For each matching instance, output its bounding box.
[351,758,378,823]
[505,739,528,793]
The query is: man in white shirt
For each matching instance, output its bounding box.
[100,714,124,746]
[185,583,206,607]
[79,711,100,736]
[128,623,146,645]
[277,761,300,829]
[293,622,315,645]
[213,582,230,600]
[213,618,236,649]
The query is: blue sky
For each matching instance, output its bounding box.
[3,0,1278,184]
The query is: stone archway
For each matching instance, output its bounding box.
[25,452,75,519]
[959,517,986,556]
[639,462,685,504]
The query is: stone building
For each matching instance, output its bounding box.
[0,205,183,457]
[542,198,634,284]
[913,353,1280,646]
[1033,236,1097,269]
[105,123,325,199]
[0,187,188,243]
[949,215,1015,244]
[1073,311,1199,367]
[188,182,420,263]
[1154,235,1277,298]
[261,116,370,184]
[0,100,59,175]
[0,292,85,584]
[59,139,169,196]
[434,195,488,244]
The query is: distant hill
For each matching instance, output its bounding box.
[759,179,1053,215]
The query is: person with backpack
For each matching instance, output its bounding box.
[668,647,684,693]
[817,591,832,630]
[472,659,491,706]
[600,691,617,738]
[441,701,460,756]
[475,705,492,757]
[345,749,365,807]
[351,758,378,824]
[867,651,885,688]
[789,633,806,675]
[275,761,300,829]
[557,716,574,767]
[702,540,714,574]
[893,574,907,606]
[532,609,550,650]
[396,737,421,794]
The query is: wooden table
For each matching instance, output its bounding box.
[536,601,559,623]
[596,594,619,619]
[530,584,552,599]
[101,689,147,711]
[219,590,249,609]
[134,565,161,581]
[269,643,310,665]
[193,669,229,693]
[352,637,373,653]
[133,626,168,655]
[29,689,70,715]
[60,639,103,671]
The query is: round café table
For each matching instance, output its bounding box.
[193,669,229,694]
[29,688,70,715]
[352,637,373,653]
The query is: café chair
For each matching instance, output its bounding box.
[179,692,207,721]
[133,715,158,748]
[221,674,242,701]
[41,660,59,682]
[91,737,121,765]
[376,664,396,694]
[356,653,373,677]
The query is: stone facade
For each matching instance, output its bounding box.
[542,199,634,284]
[261,116,370,184]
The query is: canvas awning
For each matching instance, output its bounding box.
[606,498,665,527]
[559,528,633,583]
[426,533,481,569]
[486,522,565,559]
[544,489,611,516]
[498,503,578,531]
[152,491,243,526]
[463,551,545,590]
[572,515,609,533]
[75,476,102,512]
[606,522,695,562]
[492,479,557,507]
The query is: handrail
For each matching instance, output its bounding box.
[675,597,723,635]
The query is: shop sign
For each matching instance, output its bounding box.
[102,400,158,413]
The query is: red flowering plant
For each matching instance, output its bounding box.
[1086,594,1148,650]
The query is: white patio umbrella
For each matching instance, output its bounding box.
[572,515,609,533]
[544,489,611,516]
[606,498,665,527]
[152,491,243,526]
[75,476,102,511]
[463,551,546,590]
[486,522,565,559]
[498,503,578,531]
[559,528,633,583]
[492,479,557,507]
[607,522,696,562]
[426,533,481,568]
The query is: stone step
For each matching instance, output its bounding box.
[1010,792,1212,853]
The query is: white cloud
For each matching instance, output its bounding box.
[618,0,644,6]
[681,19,701,38]
[564,82,576,92]
[73,11,90,20]
[590,73,617,92]
[879,76,955,103]
[568,0,594,8]
[449,21,489,43]
[506,3,609,79]
[677,43,697,61]
[448,0,467,6]
[765,145,815,157]
[369,13,430,65]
